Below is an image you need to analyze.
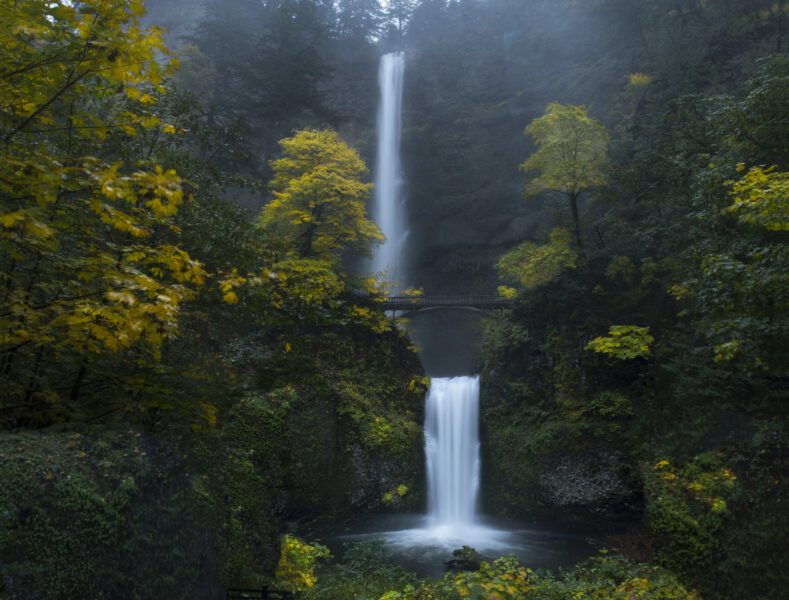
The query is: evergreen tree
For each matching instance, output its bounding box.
[384,0,416,37]
[336,0,383,41]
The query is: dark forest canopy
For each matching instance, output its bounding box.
[1,1,787,599]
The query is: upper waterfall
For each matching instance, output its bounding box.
[371,52,407,287]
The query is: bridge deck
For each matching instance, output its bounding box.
[380,295,512,311]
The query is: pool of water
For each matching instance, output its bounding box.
[321,514,599,578]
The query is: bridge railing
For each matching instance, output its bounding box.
[380,295,512,310]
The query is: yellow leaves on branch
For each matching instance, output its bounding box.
[0,210,57,242]
[725,165,789,231]
[497,227,577,290]
[275,535,330,593]
[586,325,654,360]
[351,305,392,334]
[497,286,518,299]
[0,0,210,362]
[91,162,185,220]
[31,245,207,358]
[265,258,344,306]
[628,72,654,87]
[219,269,247,305]
[137,166,185,218]
[1,0,175,143]
[217,257,348,312]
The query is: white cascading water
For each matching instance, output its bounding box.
[371,52,407,285]
[365,53,511,552]
[385,375,508,549]
[425,376,481,527]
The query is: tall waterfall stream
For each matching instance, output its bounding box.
[371,52,407,286]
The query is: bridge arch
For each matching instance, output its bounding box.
[380,295,513,316]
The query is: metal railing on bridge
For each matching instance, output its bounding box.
[380,295,513,313]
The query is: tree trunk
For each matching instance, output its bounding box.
[299,223,317,257]
[23,346,45,405]
[69,361,87,406]
[569,192,583,248]
[299,202,324,258]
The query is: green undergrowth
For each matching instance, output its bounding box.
[300,542,697,600]
[0,326,426,598]
[304,540,419,600]
[0,428,207,599]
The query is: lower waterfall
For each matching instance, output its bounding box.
[381,375,510,550]
[425,376,481,529]
[332,374,593,574]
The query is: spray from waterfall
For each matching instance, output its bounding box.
[372,52,407,287]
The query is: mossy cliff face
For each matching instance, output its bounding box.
[0,326,425,598]
[479,392,642,525]
[478,286,645,525]
[250,327,427,518]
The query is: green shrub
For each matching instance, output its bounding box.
[587,390,634,419]
[306,540,418,600]
[379,552,698,600]
[0,428,204,599]
[645,453,737,580]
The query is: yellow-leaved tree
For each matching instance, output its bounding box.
[261,129,383,262]
[522,103,609,247]
[725,164,789,232]
[252,129,390,331]
[0,0,205,422]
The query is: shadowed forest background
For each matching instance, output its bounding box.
[1,1,787,599]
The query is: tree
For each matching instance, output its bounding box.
[409,0,448,43]
[521,102,609,247]
[384,0,416,37]
[0,0,207,423]
[336,0,383,41]
[725,54,789,168]
[260,129,382,263]
[725,164,789,232]
[190,0,335,175]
